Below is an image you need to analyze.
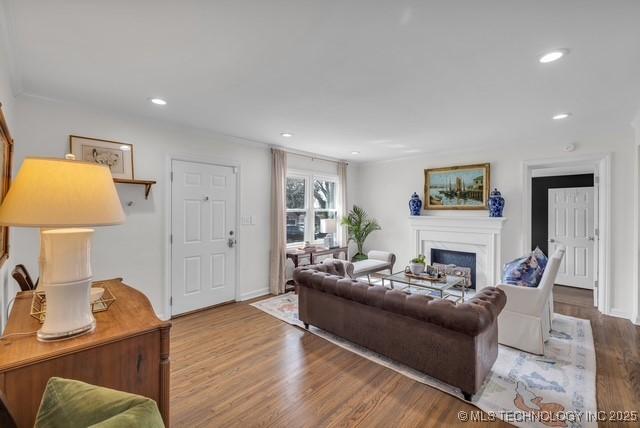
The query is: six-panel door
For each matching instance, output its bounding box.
[548,187,594,289]
[171,160,237,315]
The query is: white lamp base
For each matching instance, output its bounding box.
[38,319,96,341]
[37,228,95,342]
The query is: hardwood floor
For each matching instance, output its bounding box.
[170,287,640,427]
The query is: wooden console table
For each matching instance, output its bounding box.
[0,279,171,428]
[287,246,348,268]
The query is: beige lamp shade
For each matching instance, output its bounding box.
[320,218,337,234]
[0,157,126,227]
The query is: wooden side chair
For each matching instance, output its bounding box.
[11,264,38,291]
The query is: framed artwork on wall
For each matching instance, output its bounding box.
[69,135,134,179]
[0,103,14,267]
[424,163,490,210]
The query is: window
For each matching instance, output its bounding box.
[286,172,338,245]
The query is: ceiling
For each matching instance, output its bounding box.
[4,0,640,162]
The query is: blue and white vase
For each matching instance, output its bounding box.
[488,188,505,217]
[409,192,422,216]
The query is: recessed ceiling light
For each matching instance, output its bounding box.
[150,98,167,105]
[280,132,293,138]
[539,49,569,64]
[552,112,572,120]
[351,151,360,155]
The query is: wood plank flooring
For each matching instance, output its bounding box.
[170,286,640,427]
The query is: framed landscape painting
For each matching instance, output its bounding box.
[424,163,490,210]
[69,135,134,179]
[0,104,14,267]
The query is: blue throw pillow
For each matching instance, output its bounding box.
[502,247,548,287]
[532,247,548,272]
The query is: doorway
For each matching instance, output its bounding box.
[170,159,238,316]
[523,154,610,315]
[532,174,595,291]
[532,175,596,307]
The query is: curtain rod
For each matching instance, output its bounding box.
[274,146,348,165]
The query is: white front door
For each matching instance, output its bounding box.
[548,187,595,289]
[171,160,237,315]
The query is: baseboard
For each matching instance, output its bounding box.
[239,287,270,301]
[607,307,632,320]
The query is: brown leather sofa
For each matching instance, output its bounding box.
[293,261,506,399]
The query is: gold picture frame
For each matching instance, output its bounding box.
[0,103,14,267]
[424,163,490,210]
[69,135,134,179]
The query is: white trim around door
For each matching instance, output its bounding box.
[522,153,611,317]
[164,153,242,319]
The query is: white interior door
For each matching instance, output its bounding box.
[548,187,595,289]
[171,160,237,315]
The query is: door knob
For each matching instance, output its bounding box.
[227,238,237,248]
[549,238,556,243]
[588,236,595,241]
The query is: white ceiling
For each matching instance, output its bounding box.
[4,0,640,162]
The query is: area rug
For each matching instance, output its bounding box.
[252,293,597,428]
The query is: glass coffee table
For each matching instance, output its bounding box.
[381,272,466,302]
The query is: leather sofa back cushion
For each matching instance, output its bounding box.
[294,265,506,336]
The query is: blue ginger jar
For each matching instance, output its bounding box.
[488,188,505,217]
[409,192,422,216]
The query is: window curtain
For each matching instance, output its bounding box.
[337,161,348,246]
[269,148,288,295]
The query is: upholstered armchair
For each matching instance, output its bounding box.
[496,248,565,355]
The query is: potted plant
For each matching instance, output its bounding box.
[340,205,381,261]
[409,255,426,274]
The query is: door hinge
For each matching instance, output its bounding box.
[170,171,174,182]
[170,234,173,244]
[594,280,598,288]
[594,176,600,184]
[169,297,173,306]
[595,228,599,237]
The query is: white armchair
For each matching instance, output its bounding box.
[496,248,565,355]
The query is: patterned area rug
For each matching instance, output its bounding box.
[252,293,597,428]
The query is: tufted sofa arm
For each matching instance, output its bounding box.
[294,265,506,336]
[321,258,355,278]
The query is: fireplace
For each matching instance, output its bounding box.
[431,248,476,289]
[409,215,507,291]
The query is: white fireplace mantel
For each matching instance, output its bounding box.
[408,215,507,290]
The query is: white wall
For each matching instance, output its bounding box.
[353,133,637,321]
[11,95,273,319]
[633,114,640,325]
[0,2,17,331]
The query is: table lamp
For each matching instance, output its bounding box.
[320,218,337,248]
[0,157,125,341]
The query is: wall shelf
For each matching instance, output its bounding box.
[113,178,156,199]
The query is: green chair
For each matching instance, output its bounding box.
[18,377,164,428]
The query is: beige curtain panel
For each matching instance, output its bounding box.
[337,161,348,246]
[269,148,288,295]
